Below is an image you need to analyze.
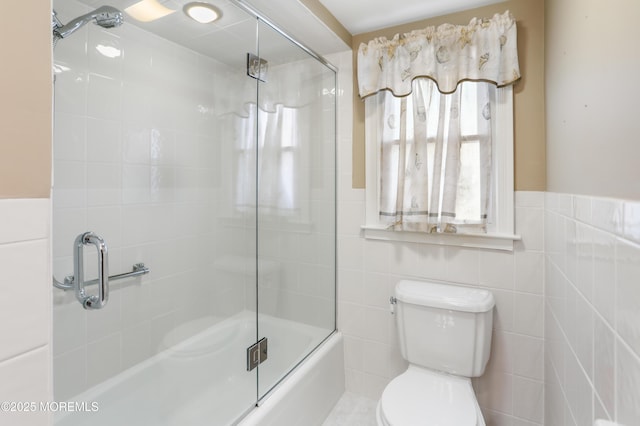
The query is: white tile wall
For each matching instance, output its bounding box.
[544,192,640,426]
[334,49,545,425]
[0,198,52,426]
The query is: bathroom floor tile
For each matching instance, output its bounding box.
[322,392,377,426]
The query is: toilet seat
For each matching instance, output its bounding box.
[377,366,484,426]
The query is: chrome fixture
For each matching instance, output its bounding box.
[52,232,150,310]
[247,337,268,371]
[53,263,150,291]
[247,53,268,82]
[75,232,109,310]
[183,2,221,24]
[52,6,124,46]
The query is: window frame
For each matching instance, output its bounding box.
[362,84,520,251]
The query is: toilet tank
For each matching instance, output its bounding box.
[394,280,495,377]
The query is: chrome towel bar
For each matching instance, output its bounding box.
[53,263,150,291]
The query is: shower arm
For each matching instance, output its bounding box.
[52,6,123,40]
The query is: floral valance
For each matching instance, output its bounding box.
[357,11,521,97]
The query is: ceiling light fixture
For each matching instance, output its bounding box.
[125,0,175,22]
[183,2,221,24]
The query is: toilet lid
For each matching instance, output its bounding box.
[380,367,478,426]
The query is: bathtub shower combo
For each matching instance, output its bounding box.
[51,1,340,424]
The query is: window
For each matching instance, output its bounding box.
[233,103,310,223]
[356,11,521,250]
[363,81,516,250]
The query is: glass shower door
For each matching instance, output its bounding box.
[254,19,337,399]
[51,1,260,424]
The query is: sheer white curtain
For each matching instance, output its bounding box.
[369,79,494,232]
[234,103,306,216]
[229,59,318,219]
[359,11,519,233]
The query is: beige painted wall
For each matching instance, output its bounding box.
[546,0,640,200]
[0,2,52,198]
[351,0,546,190]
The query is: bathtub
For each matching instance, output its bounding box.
[55,311,344,426]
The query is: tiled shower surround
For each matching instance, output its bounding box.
[52,0,336,403]
[52,7,254,398]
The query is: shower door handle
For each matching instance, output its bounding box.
[73,232,109,310]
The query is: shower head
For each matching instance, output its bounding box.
[93,6,124,28]
[53,6,124,40]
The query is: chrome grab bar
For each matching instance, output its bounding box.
[52,231,150,310]
[53,263,150,290]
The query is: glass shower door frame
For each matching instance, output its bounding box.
[237,3,338,403]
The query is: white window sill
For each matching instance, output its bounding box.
[361,225,521,251]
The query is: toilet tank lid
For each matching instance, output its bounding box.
[395,280,495,313]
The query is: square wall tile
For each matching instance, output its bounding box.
[446,247,479,285]
[514,293,544,338]
[87,73,121,121]
[513,377,544,423]
[479,250,515,290]
[414,244,447,281]
[616,335,640,425]
[515,191,544,208]
[476,370,513,414]
[0,348,51,425]
[491,289,515,332]
[0,199,50,244]
[615,239,640,357]
[575,223,594,302]
[86,117,122,163]
[515,207,544,251]
[53,348,86,401]
[591,197,623,236]
[512,334,544,381]
[573,195,592,224]
[54,112,86,162]
[337,268,364,304]
[515,250,544,294]
[565,352,592,426]
[0,241,50,362]
[592,229,616,326]
[594,314,615,419]
[485,330,513,374]
[623,200,640,243]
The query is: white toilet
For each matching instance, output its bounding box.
[377,280,495,426]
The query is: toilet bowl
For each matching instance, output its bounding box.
[376,366,485,426]
[376,280,495,426]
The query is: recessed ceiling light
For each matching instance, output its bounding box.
[183,2,221,24]
[125,0,175,22]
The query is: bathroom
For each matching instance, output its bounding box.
[1,0,639,425]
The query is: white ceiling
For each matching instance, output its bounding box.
[72,0,348,66]
[68,0,508,65]
[318,0,506,35]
